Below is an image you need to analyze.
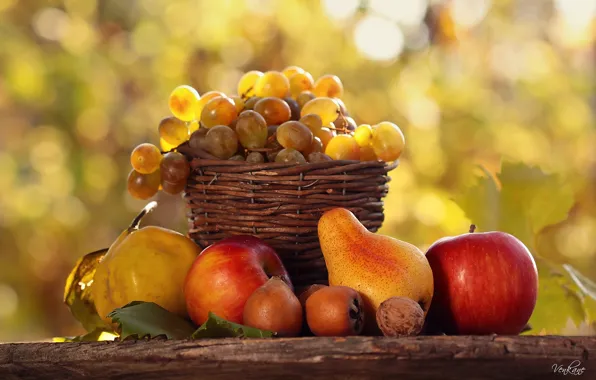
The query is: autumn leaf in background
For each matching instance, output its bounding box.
[453,161,595,335]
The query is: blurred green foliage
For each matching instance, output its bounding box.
[0,0,595,341]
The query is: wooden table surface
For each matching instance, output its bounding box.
[1,335,594,380]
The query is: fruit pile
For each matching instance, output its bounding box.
[126,66,406,200]
[66,203,539,341]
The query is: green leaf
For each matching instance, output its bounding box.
[525,258,586,335]
[192,312,274,339]
[63,248,110,332]
[108,301,196,340]
[53,328,117,342]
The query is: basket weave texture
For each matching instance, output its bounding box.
[181,148,397,290]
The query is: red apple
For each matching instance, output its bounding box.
[184,235,292,326]
[425,225,538,335]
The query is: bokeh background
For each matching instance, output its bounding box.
[1,0,595,341]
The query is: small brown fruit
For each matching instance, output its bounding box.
[298,284,327,308]
[243,277,303,337]
[305,285,364,336]
[376,297,425,337]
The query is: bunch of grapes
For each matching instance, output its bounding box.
[126,66,406,200]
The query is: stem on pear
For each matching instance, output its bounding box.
[128,201,158,232]
[469,224,476,233]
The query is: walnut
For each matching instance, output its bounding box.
[376,297,425,337]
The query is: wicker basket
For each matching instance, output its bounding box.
[178,144,398,291]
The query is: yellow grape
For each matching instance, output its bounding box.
[161,178,186,195]
[200,97,238,128]
[127,169,161,200]
[359,145,378,161]
[275,148,306,164]
[254,97,291,125]
[308,152,333,163]
[300,114,323,134]
[300,97,340,126]
[230,95,245,113]
[313,75,344,98]
[160,151,190,183]
[314,127,335,148]
[254,71,290,98]
[334,98,349,115]
[246,151,265,163]
[160,137,176,152]
[159,116,189,146]
[325,135,360,160]
[244,96,261,110]
[282,65,305,78]
[276,121,313,152]
[194,91,226,120]
[203,125,239,159]
[130,143,162,174]
[188,120,200,134]
[296,91,316,108]
[303,137,323,156]
[168,85,200,122]
[237,70,263,98]
[371,122,405,162]
[289,72,314,98]
[354,124,373,147]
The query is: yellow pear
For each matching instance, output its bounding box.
[318,208,434,334]
[92,202,201,324]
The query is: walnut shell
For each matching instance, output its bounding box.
[376,297,425,337]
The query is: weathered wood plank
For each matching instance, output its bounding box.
[0,336,594,380]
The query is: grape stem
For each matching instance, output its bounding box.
[128,201,158,232]
[469,224,476,233]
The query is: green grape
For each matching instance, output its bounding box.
[276,121,313,152]
[275,148,306,164]
[229,155,245,161]
[313,74,344,98]
[189,128,208,151]
[235,110,268,149]
[130,143,162,174]
[359,145,378,161]
[284,97,301,121]
[325,134,360,160]
[303,137,323,156]
[282,65,305,78]
[354,124,373,147]
[230,95,245,113]
[244,96,262,110]
[265,139,283,162]
[194,91,226,120]
[307,152,333,163]
[161,179,186,195]
[313,127,335,149]
[237,70,263,98]
[168,85,200,122]
[254,71,290,98]
[201,97,238,129]
[204,125,239,159]
[159,116,189,146]
[371,122,405,162]
[296,91,316,108]
[300,97,340,126]
[160,151,191,183]
[254,97,291,125]
[300,114,323,134]
[127,169,161,200]
[289,72,314,98]
[246,151,265,163]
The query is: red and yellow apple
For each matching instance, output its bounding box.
[425,226,538,335]
[184,235,292,325]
